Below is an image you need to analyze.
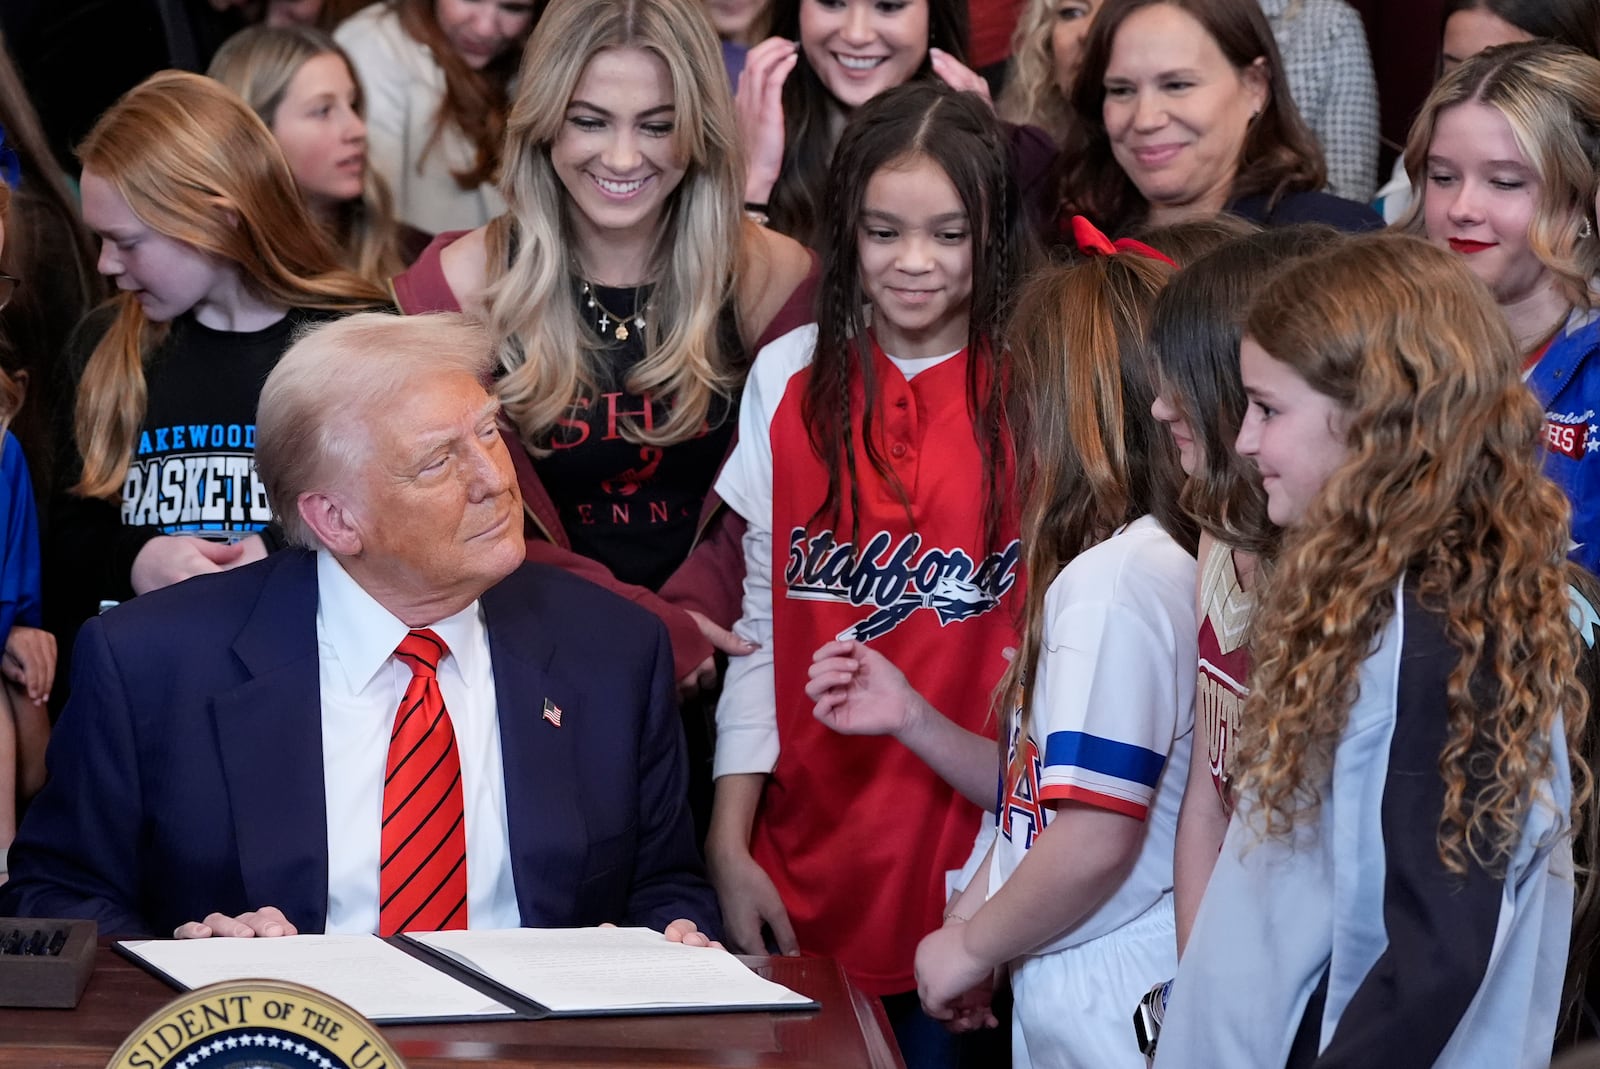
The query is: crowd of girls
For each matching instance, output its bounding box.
[4,0,1600,1067]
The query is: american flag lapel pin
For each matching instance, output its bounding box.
[542,698,563,728]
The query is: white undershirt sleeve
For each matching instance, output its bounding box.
[711,326,816,778]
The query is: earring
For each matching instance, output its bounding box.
[1582,218,1594,239]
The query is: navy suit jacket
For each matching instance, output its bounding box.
[0,550,720,938]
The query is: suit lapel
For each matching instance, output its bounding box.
[482,573,587,926]
[211,551,330,930]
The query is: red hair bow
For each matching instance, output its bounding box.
[1070,215,1178,268]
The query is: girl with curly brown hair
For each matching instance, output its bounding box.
[1155,231,1589,1067]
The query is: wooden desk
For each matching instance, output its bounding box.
[0,946,905,1069]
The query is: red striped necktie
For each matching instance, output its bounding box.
[379,628,469,936]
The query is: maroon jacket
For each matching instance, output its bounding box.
[392,231,819,679]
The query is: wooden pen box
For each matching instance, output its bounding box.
[0,919,97,1008]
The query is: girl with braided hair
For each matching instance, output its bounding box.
[708,79,1032,1062]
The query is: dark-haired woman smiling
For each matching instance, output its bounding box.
[737,0,1057,246]
[1056,0,1379,236]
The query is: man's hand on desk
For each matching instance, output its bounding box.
[602,918,722,950]
[172,914,716,945]
[663,918,723,949]
[173,906,299,939]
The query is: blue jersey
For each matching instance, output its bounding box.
[1528,310,1600,574]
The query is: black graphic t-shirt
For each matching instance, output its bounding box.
[45,305,339,652]
[530,283,737,591]
[120,313,309,535]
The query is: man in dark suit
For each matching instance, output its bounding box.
[0,312,720,941]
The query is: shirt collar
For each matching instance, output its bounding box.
[316,549,487,692]
[1566,303,1600,338]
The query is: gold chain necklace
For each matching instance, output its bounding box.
[580,280,647,343]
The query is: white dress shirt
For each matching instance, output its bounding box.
[316,550,520,932]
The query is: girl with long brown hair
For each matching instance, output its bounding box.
[334,0,537,234]
[209,24,410,284]
[46,72,386,672]
[734,0,1058,248]
[1157,232,1587,1067]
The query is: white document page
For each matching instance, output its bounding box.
[119,934,516,1022]
[410,927,817,1013]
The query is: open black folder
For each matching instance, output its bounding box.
[117,928,818,1025]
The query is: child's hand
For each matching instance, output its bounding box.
[736,37,801,204]
[2,626,55,704]
[806,639,925,739]
[131,535,250,594]
[914,922,994,1023]
[706,839,798,957]
[944,981,999,1033]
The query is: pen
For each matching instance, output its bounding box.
[45,929,66,956]
[1,930,23,955]
[22,930,46,956]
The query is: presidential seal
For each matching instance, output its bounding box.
[107,979,406,1069]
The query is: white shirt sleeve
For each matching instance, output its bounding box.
[1029,520,1198,821]
[712,326,816,778]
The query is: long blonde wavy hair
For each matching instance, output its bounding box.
[208,24,406,285]
[1234,232,1589,877]
[73,71,387,501]
[996,0,1081,142]
[1399,42,1600,312]
[486,0,747,455]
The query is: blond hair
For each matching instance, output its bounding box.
[1235,232,1588,877]
[1399,42,1600,310]
[487,0,747,455]
[996,0,1075,141]
[72,71,387,500]
[208,24,406,285]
